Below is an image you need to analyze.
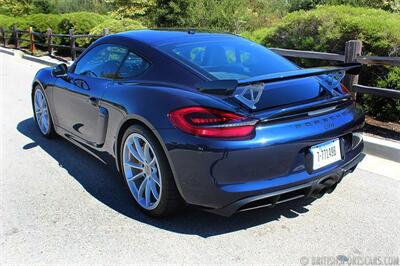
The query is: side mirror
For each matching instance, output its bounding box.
[52,63,69,78]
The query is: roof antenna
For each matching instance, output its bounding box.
[187,28,196,35]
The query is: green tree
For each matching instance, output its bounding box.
[292,0,400,12]
[105,0,155,19]
[152,0,190,27]
[33,0,53,13]
[47,0,112,14]
[0,0,34,16]
[322,0,399,12]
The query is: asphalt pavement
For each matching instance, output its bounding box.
[1,52,399,265]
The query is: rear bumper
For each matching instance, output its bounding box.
[160,131,364,212]
[157,103,365,212]
[210,152,365,216]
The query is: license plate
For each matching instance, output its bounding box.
[310,139,341,170]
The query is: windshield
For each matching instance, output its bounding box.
[158,38,298,80]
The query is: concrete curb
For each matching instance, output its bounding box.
[364,135,400,163]
[0,47,65,66]
[0,47,14,56]
[22,54,59,66]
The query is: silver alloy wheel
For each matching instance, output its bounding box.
[122,133,162,210]
[34,89,50,135]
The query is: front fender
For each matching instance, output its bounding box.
[31,67,57,123]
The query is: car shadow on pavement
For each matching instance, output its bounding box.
[17,117,316,238]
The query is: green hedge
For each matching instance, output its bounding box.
[58,12,107,46]
[245,5,400,121]
[26,13,63,33]
[241,28,273,44]
[0,15,17,29]
[0,12,144,47]
[261,5,400,56]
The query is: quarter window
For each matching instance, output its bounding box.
[74,44,128,79]
[117,52,150,79]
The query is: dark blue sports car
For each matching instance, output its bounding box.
[31,30,365,217]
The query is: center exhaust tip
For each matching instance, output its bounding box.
[310,178,338,198]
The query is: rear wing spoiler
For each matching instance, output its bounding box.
[196,63,361,96]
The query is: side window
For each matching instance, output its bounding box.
[117,52,150,79]
[74,44,128,79]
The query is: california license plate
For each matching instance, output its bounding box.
[310,139,341,170]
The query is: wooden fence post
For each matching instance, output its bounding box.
[12,25,19,49]
[102,28,109,36]
[47,28,53,56]
[29,26,36,55]
[0,27,5,47]
[343,40,362,97]
[69,29,76,61]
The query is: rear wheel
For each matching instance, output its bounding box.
[33,86,56,138]
[120,125,183,217]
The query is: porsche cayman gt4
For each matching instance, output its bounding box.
[31,30,365,217]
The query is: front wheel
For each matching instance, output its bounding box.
[120,125,184,217]
[33,86,56,138]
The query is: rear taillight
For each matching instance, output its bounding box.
[168,106,257,138]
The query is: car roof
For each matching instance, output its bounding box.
[115,29,240,47]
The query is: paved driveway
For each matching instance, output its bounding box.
[1,52,399,264]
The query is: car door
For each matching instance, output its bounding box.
[52,44,128,145]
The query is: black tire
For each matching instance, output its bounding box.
[33,85,56,138]
[120,124,184,217]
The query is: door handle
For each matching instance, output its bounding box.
[89,97,98,105]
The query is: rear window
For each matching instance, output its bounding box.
[158,38,298,80]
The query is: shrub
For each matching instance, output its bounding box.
[0,15,30,47]
[26,14,63,45]
[89,18,145,35]
[284,0,400,13]
[0,12,107,48]
[241,27,273,44]
[25,13,62,32]
[1,13,63,47]
[58,12,107,46]
[0,14,15,29]
[0,13,61,31]
[261,5,400,56]
[363,67,400,121]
